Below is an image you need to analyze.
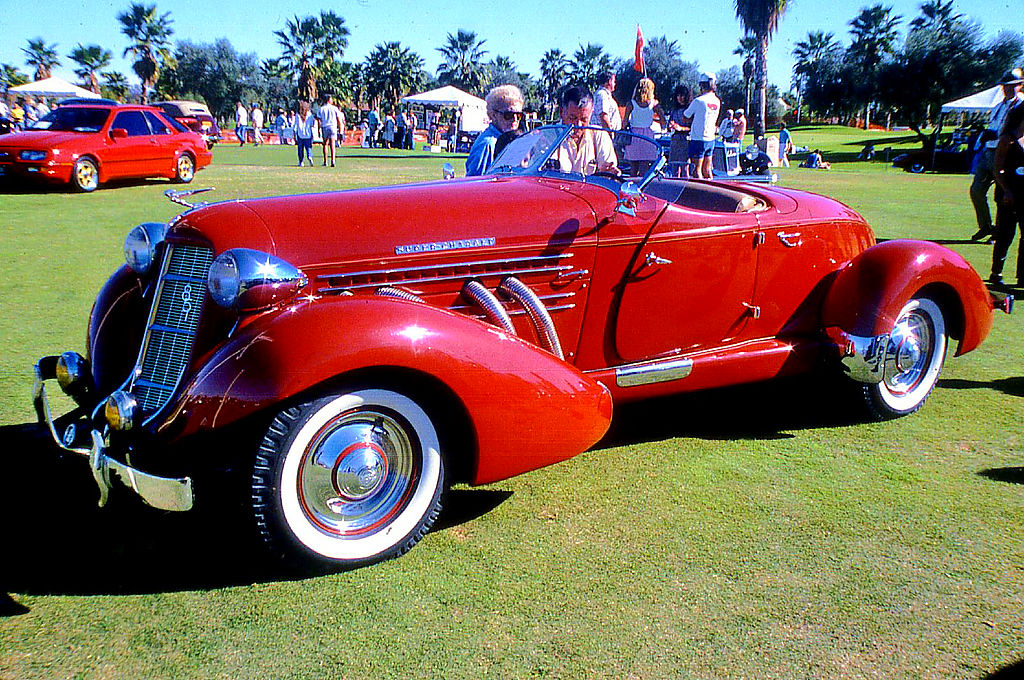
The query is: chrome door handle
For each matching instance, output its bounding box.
[644,252,673,268]
[777,232,802,247]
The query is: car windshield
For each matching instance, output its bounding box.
[30,107,110,133]
[488,125,664,182]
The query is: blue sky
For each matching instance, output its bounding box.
[1,0,1019,91]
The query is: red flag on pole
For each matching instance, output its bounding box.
[634,25,646,75]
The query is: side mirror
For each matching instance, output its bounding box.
[110,128,128,140]
[441,162,455,180]
[615,182,644,217]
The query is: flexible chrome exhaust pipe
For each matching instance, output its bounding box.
[461,280,516,334]
[375,286,424,303]
[498,276,564,359]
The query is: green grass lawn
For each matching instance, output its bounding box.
[1,133,1022,680]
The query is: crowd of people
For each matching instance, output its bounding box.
[0,96,52,131]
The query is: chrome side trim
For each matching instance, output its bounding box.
[33,370,194,511]
[839,332,890,383]
[317,253,573,282]
[614,357,694,387]
[320,264,574,293]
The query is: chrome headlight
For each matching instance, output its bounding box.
[207,248,307,311]
[19,149,47,161]
[105,390,138,431]
[124,222,170,274]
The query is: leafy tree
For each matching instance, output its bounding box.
[539,49,571,116]
[436,30,489,95]
[274,11,350,102]
[570,43,613,91]
[102,71,130,101]
[846,3,902,126]
[68,44,112,94]
[734,0,791,138]
[363,42,425,109]
[1,64,29,94]
[614,36,699,109]
[22,38,60,81]
[117,3,175,103]
[159,39,267,119]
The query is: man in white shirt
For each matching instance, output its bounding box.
[718,110,734,141]
[251,103,264,146]
[590,73,621,130]
[683,72,722,179]
[235,101,248,147]
[558,86,618,175]
[970,68,1024,240]
[318,95,343,167]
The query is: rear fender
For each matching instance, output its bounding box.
[165,296,613,485]
[821,239,992,356]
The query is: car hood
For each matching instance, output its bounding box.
[0,130,94,149]
[172,176,603,269]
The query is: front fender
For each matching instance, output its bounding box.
[164,296,613,485]
[821,239,992,356]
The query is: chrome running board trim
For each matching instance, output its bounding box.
[613,356,694,387]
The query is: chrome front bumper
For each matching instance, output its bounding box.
[835,332,889,384]
[33,359,194,512]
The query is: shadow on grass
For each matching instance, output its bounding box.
[985,658,1024,679]
[598,375,863,449]
[938,376,1024,398]
[978,467,1024,485]
[0,176,179,195]
[0,422,508,604]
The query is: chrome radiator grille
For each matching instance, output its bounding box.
[131,244,213,414]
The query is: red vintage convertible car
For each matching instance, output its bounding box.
[33,125,1010,569]
[0,103,212,192]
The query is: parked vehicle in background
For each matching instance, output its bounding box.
[33,125,1010,571]
[153,100,221,149]
[0,103,212,192]
[892,143,971,174]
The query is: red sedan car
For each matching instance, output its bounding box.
[32,125,1010,570]
[0,103,212,192]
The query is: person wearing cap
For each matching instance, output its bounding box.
[970,67,1024,241]
[683,72,722,179]
[989,100,1024,286]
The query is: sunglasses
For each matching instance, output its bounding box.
[497,110,524,121]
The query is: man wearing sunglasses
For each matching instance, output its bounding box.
[466,85,525,176]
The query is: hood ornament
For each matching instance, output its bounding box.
[164,187,215,208]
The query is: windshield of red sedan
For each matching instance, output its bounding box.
[31,107,110,133]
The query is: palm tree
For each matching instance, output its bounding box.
[733,0,791,137]
[539,49,571,116]
[570,43,612,91]
[848,4,903,128]
[436,30,489,95]
[117,3,175,103]
[910,0,962,32]
[68,44,113,94]
[102,72,130,102]
[22,38,60,81]
[274,11,350,102]
[733,36,758,114]
[792,31,841,121]
[1,64,29,95]
[363,42,424,109]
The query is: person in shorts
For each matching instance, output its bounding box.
[683,72,721,179]
[318,95,343,167]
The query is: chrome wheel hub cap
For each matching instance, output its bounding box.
[298,408,418,537]
[884,311,932,393]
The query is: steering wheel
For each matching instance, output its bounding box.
[591,170,624,182]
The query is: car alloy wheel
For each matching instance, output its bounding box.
[72,157,99,192]
[862,297,947,419]
[253,389,445,568]
[175,153,195,183]
[909,162,926,174]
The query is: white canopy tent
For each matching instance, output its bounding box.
[941,85,1005,114]
[9,76,101,100]
[401,85,488,132]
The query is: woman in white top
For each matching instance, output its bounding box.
[623,78,667,176]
